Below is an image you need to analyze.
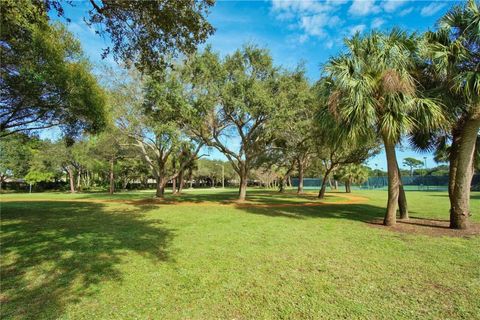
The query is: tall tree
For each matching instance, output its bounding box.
[419,0,480,229]
[2,0,215,73]
[324,30,444,225]
[118,69,203,198]
[337,164,369,193]
[270,67,314,194]
[0,133,38,190]
[403,157,424,176]
[1,5,107,137]
[184,46,285,201]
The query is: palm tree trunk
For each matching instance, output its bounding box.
[448,131,460,203]
[449,116,479,229]
[398,184,408,219]
[383,138,400,226]
[397,164,408,220]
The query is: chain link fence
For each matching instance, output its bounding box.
[292,174,480,191]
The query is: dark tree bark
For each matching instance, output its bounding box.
[279,177,286,193]
[345,180,351,193]
[318,168,332,199]
[383,138,400,226]
[397,164,408,220]
[449,116,479,229]
[398,184,408,220]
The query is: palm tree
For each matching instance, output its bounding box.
[419,0,480,229]
[338,164,369,193]
[325,29,443,226]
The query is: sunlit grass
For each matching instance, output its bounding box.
[1,189,479,319]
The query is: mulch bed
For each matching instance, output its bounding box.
[368,217,480,237]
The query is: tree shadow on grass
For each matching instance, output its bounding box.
[1,201,173,320]
[116,189,339,206]
[426,192,480,200]
[236,203,386,222]
[238,203,480,237]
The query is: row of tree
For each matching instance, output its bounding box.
[106,0,479,230]
[1,1,478,230]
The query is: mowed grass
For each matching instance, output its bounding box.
[1,189,479,319]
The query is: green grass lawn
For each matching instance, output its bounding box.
[1,189,479,319]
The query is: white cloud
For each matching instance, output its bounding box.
[300,13,343,37]
[298,34,309,44]
[399,7,414,16]
[269,0,426,47]
[350,24,367,35]
[271,0,332,15]
[371,17,385,29]
[348,0,380,16]
[270,0,346,46]
[382,0,407,13]
[420,3,446,17]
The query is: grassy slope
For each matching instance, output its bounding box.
[1,189,479,319]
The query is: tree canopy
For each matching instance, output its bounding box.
[1,4,106,137]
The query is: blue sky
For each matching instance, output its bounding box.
[51,0,458,171]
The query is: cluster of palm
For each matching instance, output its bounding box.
[323,0,479,229]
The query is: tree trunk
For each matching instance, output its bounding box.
[328,176,333,190]
[172,177,177,194]
[279,177,286,193]
[109,158,115,195]
[318,169,331,199]
[156,178,165,198]
[67,168,75,193]
[345,180,351,193]
[449,116,479,229]
[448,131,460,204]
[122,179,129,190]
[297,162,304,194]
[177,170,184,194]
[76,170,81,191]
[397,164,408,220]
[383,138,400,226]
[238,169,248,201]
[398,184,408,220]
